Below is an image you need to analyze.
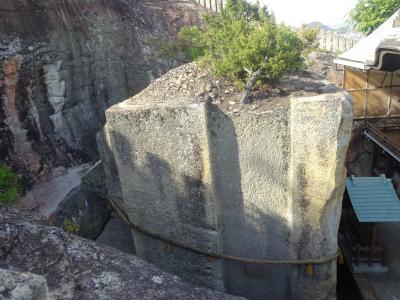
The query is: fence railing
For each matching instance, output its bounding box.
[194,0,226,12]
[318,30,362,54]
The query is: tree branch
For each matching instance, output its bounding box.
[240,68,262,105]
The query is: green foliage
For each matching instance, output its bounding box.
[350,0,400,34]
[147,27,205,63]
[0,165,20,206]
[298,25,320,54]
[177,27,205,61]
[201,0,304,88]
[150,0,305,89]
[63,218,80,234]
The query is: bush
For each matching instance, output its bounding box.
[199,0,304,88]
[151,0,305,89]
[147,26,205,63]
[298,25,320,54]
[350,0,400,34]
[0,165,20,206]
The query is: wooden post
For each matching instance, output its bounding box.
[368,224,378,266]
[365,69,370,119]
[388,72,393,117]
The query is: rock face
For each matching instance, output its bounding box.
[50,161,112,240]
[0,268,51,300]
[0,0,202,184]
[100,63,354,299]
[50,185,111,240]
[96,212,136,255]
[0,205,242,300]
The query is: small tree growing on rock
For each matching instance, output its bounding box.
[199,0,304,90]
[151,0,304,96]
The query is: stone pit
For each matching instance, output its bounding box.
[99,63,353,299]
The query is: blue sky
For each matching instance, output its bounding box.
[253,0,359,27]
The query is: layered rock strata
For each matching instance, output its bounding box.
[0,0,202,183]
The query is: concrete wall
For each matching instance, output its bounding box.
[100,92,353,299]
[318,30,360,53]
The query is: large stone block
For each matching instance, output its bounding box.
[105,102,223,289]
[100,64,353,299]
[289,93,353,299]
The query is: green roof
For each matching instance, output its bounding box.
[346,175,400,223]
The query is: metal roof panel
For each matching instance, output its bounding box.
[336,9,400,70]
[346,175,400,223]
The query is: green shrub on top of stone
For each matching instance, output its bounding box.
[0,164,21,206]
[151,0,305,89]
[199,0,304,88]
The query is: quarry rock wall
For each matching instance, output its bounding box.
[100,66,353,299]
[0,0,202,184]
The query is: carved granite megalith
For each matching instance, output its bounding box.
[99,63,353,299]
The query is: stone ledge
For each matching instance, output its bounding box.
[0,205,242,300]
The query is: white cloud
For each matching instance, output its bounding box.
[252,0,359,27]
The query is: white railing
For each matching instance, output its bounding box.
[195,0,226,12]
[318,30,362,53]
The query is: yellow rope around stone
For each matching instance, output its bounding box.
[109,198,341,265]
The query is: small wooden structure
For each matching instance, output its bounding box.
[342,69,400,120]
[364,122,400,163]
[334,9,400,121]
[341,175,400,270]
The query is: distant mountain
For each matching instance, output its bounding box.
[307,22,332,31]
[330,22,354,33]
[306,21,360,35]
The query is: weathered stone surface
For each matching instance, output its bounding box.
[288,93,353,299]
[101,63,353,299]
[50,185,111,240]
[0,205,242,300]
[0,0,203,184]
[0,268,51,300]
[96,213,136,255]
[17,164,91,217]
[49,160,116,240]
[81,161,107,197]
[106,102,223,289]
